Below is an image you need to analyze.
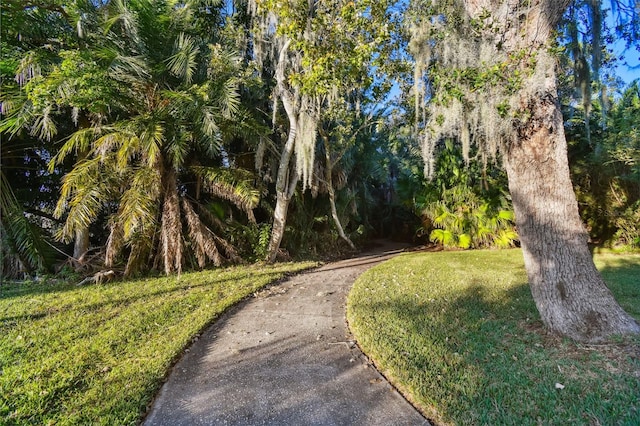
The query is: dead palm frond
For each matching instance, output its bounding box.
[182,198,223,267]
[159,169,183,275]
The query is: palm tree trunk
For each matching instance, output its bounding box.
[160,168,183,274]
[73,228,90,263]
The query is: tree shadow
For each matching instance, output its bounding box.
[0,269,289,326]
[357,260,640,424]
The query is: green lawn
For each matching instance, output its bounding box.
[0,261,316,425]
[347,249,640,425]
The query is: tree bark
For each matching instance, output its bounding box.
[267,181,296,263]
[466,0,640,342]
[73,227,90,263]
[322,134,356,250]
[504,57,640,342]
[266,40,300,263]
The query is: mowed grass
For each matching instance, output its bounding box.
[347,249,640,425]
[1,261,316,425]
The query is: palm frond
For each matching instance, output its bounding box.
[212,233,242,264]
[138,120,164,168]
[219,77,241,119]
[124,231,155,276]
[114,132,141,170]
[54,156,114,242]
[194,201,227,232]
[1,209,53,275]
[119,166,161,239]
[166,131,191,169]
[190,166,260,218]
[105,0,141,45]
[15,50,45,87]
[159,169,183,275]
[167,33,200,85]
[207,46,241,118]
[0,87,35,136]
[108,53,150,83]
[30,105,57,141]
[182,198,223,267]
[1,172,54,274]
[200,107,222,142]
[49,127,100,171]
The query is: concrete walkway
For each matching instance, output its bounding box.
[143,243,429,425]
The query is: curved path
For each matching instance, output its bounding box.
[143,242,429,426]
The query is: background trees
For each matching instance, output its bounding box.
[0,0,81,277]
[567,80,640,249]
[249,0,396,261]
[1,0,638,346]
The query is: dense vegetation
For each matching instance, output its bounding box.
[1,0,639,279]
[1,0,639,422]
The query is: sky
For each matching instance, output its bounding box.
[613,45,639,85]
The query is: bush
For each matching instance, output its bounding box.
[412,140,518,249]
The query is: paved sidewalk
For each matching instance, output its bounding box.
[143,243,429,425]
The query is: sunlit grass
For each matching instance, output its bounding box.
[1,261,316,425]
[347,249,640,425]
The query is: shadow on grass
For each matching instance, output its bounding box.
[358,271,639,425]
[0,269,296,326]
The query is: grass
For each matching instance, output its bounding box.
[347,249,640,425]
[0,261,316,425]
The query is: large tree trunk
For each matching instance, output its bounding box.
[266,131,299,263]
[267,184,295,263]
[465,0,640,342]
[265,87,299,262]
[504,53,640,342]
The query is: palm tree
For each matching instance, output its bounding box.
[0,0,80,278]
[4,0,262,276]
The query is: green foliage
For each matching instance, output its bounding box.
[0,140,57,277]
[0,261,316,425]
[2,0,266,275]
[347,250,640,425]
[422,185,517,249]
[226,222,272,261]
[410,141,518,249]
[567,80,640,249]
[258,0,394,96]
